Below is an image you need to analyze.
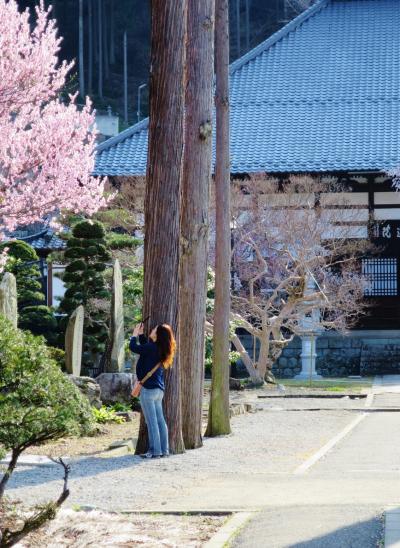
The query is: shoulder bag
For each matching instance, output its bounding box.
[131,362,162,397]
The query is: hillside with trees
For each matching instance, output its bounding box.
[17,0,310,126]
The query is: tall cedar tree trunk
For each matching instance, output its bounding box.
[206,0,231,437]
[88,0,93,93]
[135,0,186,455]
[180,0,215,450]
[97,0,103,98]
[78,0,85,98]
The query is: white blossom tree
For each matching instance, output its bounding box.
[229,176,372,383]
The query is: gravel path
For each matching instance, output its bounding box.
[6,408,356,512]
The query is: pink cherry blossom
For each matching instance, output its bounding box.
[0,0,106,236]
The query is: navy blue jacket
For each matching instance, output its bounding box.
[130,335,164,391]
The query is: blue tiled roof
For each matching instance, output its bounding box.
[7,223,66,251]
[29,231,65,251]
[95,0,400,175]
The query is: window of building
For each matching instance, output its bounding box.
[362,258,398,297]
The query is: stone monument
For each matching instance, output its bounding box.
[109,259,125,372]
[65,305,84,376]
[0,272,17,327]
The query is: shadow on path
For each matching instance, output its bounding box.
[232,505,383,548]
[5,454,146,491]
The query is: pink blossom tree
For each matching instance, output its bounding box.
[0,0,105,237]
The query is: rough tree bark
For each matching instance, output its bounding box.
[135,0,186,455]
[180,0,215,450]
[206,0,231,437]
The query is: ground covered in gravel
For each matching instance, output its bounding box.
[9,508,226,547]
[23,418,140,458]
[6,406,357,512]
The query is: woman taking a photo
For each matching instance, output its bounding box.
[130,322,176,459]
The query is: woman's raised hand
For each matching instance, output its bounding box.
[132,323,144,337]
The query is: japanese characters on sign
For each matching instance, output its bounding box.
[372,222,400,240]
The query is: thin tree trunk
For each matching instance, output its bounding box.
[110,0,115,64]
[88,0,93,93]
[0,459,70,547]
[79,0,85,98]
[0,448,20,499]
[93,0,98,63]
[206,320,261,383]
[123,31,128,124]
[231,333,261,381]
[135,0,186,456]
[257,335,270,380]
[180,0,214,450]
[97,0,103,98]
[236,0,241,58]
[206,0,231,437]
[103,0,109,81]
[245,0,250,51]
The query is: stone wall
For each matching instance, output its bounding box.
[274,338,302,378]
[237,330,400,378]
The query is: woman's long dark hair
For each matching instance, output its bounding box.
[155,324,176,368]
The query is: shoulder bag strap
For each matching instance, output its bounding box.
[139,362,162,385]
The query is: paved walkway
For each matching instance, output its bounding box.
[233,375,400,547]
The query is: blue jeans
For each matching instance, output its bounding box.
[140,387,169,456]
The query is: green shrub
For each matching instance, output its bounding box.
[107,233,141,250]
[0,240,37,262]
[0,241,45,308]
[92,406,125,424]
[47,347,66,370]
[73,221,105,239]
[0,315,93,470]
[18,305,58,345]
[0,241,57,344]
[108,402,132,413]
[65,260,87,273]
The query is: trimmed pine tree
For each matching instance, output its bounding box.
[58,220,111,367]
[0,240,58,345]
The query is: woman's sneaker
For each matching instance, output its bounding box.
[161,453,169,458]
[140,452,154,459]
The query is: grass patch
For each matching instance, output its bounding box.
[276,378,373,392]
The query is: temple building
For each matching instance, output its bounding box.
[95,0,400,376]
